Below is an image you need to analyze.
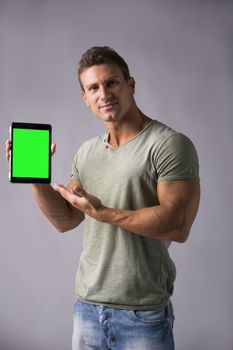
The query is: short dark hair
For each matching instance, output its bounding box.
[78,46,131,90]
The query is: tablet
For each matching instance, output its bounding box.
[10,122,52,183]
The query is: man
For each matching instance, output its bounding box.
[6,46,200,349]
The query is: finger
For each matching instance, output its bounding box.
[53,183,70,199]
[6,144,11,152]
[53,183,67,192]
[5,140,12,161]
[53,183,80,205]
[51,143,56,156]
[53,183,74,197]
[5,140,11,151]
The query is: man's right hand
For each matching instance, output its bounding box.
[5,140,84,232]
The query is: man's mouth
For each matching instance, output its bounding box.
[100,102,118,109]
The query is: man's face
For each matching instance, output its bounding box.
[80,63,135,123]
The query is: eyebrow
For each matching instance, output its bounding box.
[85,75,120,89]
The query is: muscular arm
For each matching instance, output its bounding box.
[54,179,200,243]
[98,179,200,243]
[32,180,85,233]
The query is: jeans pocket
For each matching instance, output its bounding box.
[132,307,167,324]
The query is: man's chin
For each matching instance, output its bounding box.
[98,113,121,123]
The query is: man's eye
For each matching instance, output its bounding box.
[89,86,98,92]
[106,80,119,88]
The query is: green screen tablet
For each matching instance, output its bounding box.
[10,122,52,183]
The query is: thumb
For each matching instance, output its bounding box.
[72,184,86,196]
[51,143,56,156]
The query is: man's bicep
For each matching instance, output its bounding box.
[157,179,200,241]
[157,179,200,204]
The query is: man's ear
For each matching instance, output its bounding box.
[128,77,135,94]
[81,91,90,108]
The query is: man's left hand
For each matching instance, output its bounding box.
[53,183,104,219]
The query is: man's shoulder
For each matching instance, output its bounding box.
[147,120,198,160]
[144,119,178,148]
[150,119,177,137]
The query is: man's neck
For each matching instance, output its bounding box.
[105,108,153,148]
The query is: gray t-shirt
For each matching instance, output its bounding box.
[71,120,199,310]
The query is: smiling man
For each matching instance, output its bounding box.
[7,46,200,349]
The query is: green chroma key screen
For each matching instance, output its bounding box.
[11,122,51,183]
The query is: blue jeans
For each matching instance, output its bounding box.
[72,300,175,350]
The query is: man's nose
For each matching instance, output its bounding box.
[99,85,111,100]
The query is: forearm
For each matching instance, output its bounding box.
[52,180,199,242]
[98,204,187,243]
[32,184,84,232]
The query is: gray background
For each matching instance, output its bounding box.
[0,0,233,349]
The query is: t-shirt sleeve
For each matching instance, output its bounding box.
[70,151,81,182]
[155,133,199,181]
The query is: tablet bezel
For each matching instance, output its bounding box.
[10,122,52,183]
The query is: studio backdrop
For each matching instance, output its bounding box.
[0,1,233,349]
